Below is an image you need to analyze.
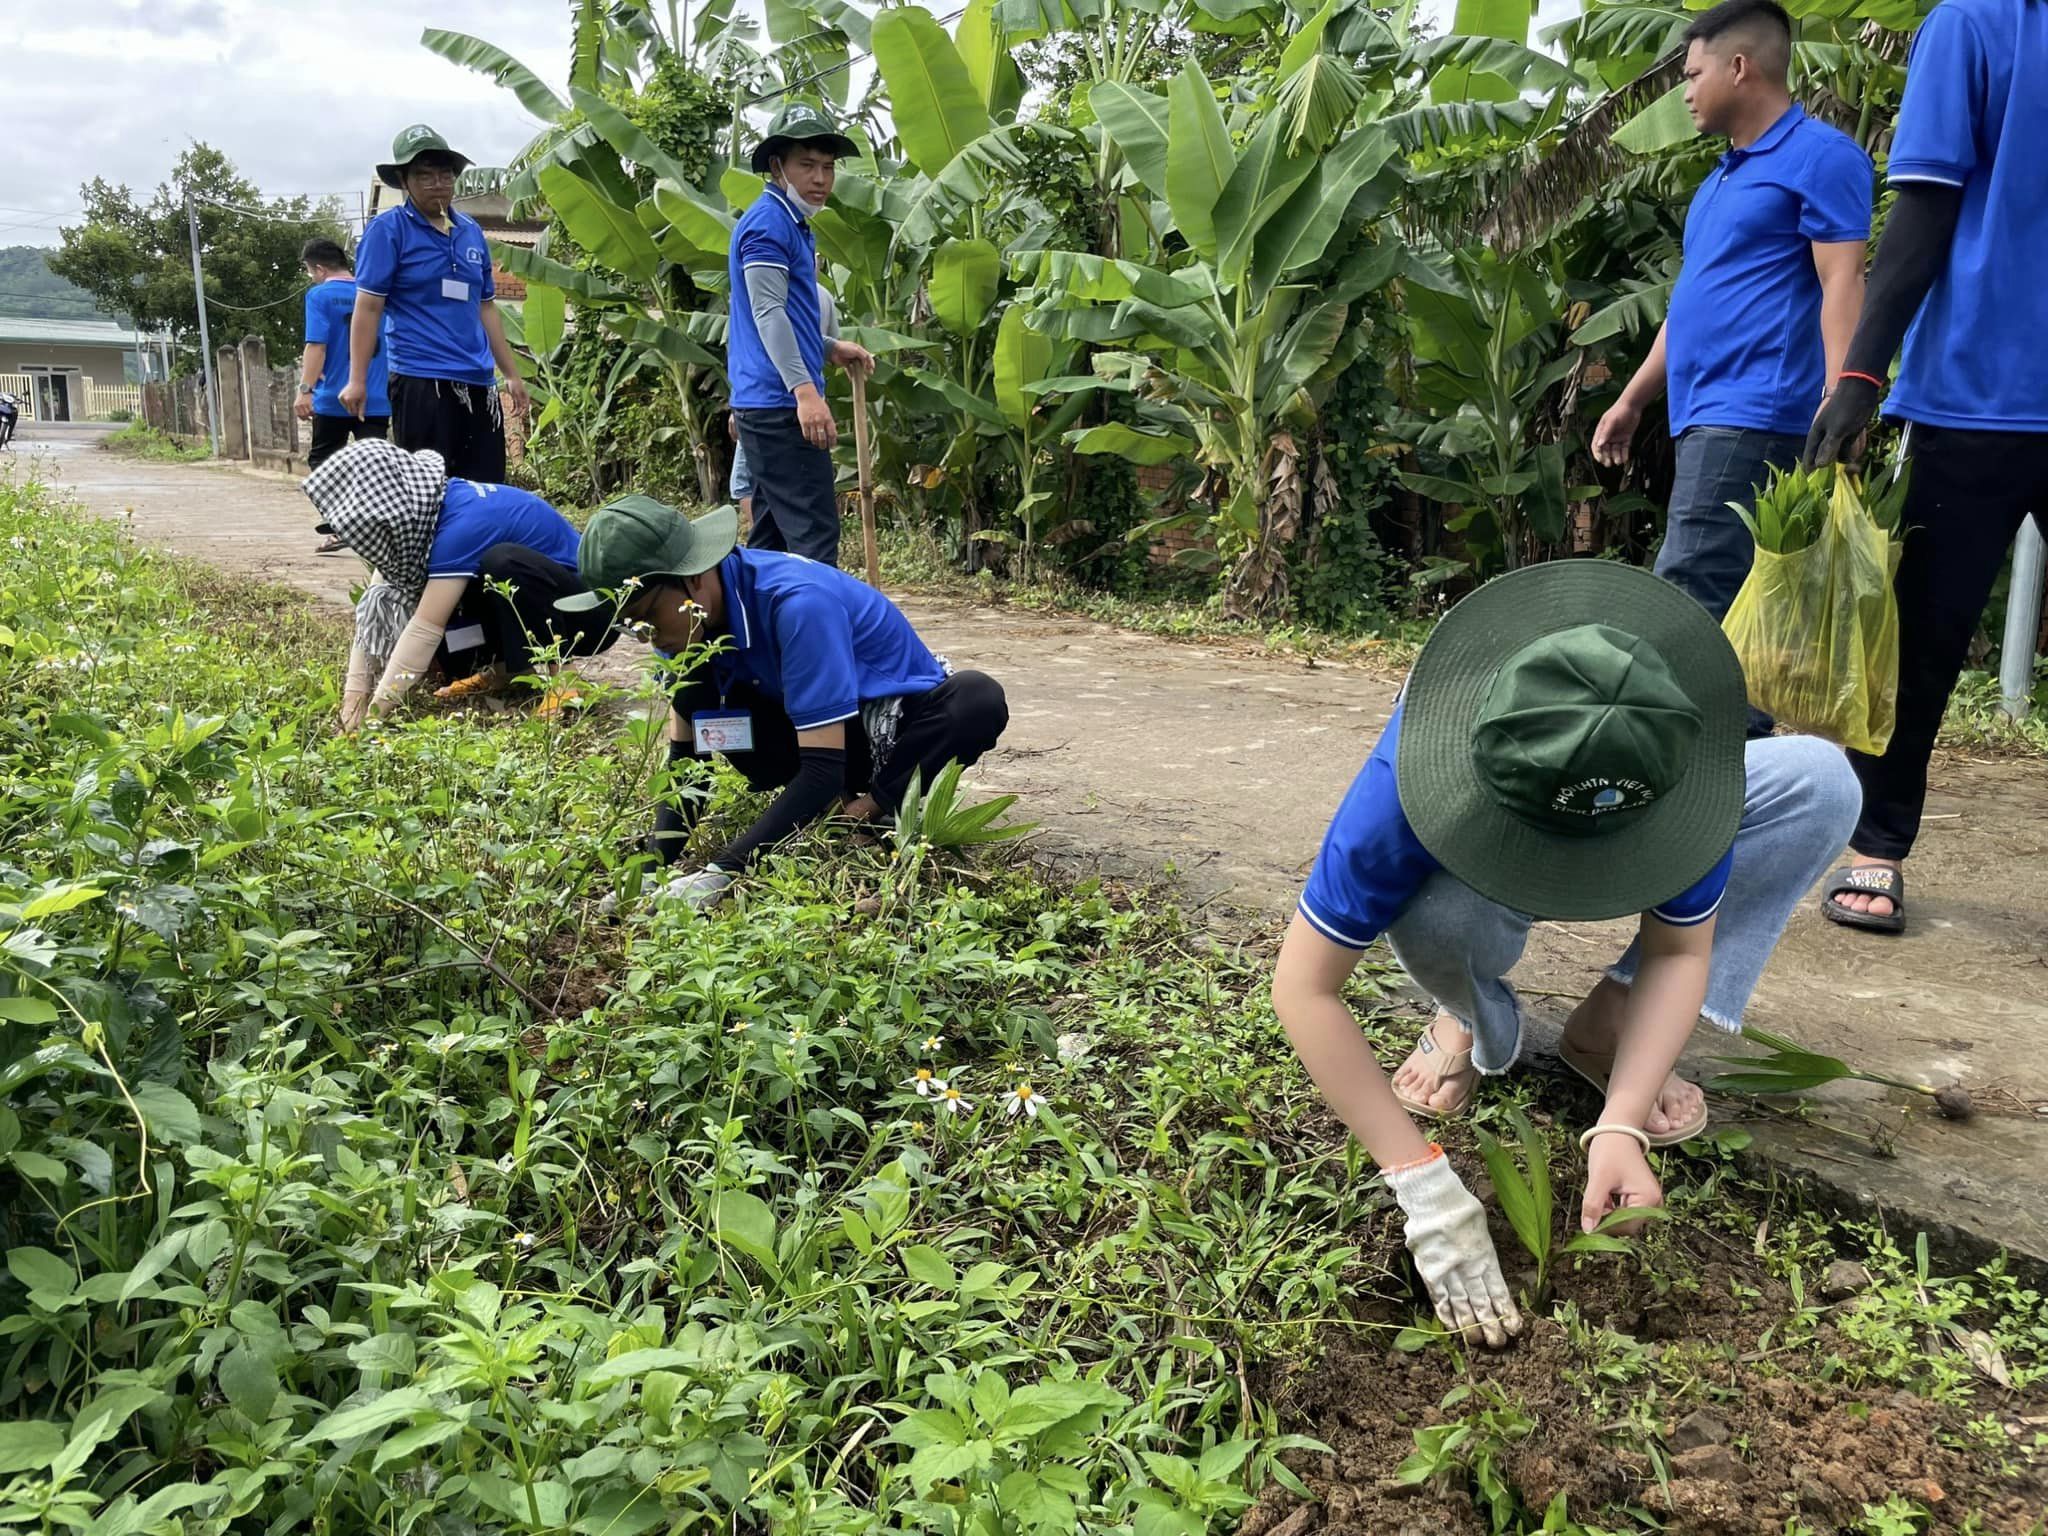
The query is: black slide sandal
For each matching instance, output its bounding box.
[1821,865,1906,934]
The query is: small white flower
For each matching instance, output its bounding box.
[1005,1084,1043,1119]
[728,1018,752,1034]
[920,1034,942,1053]
[789,1025,808,1043]
[511,1231,537,1252]
[1055,1032,1093,1063]
[905,1067,948,1098]
[939,1086,973,1117]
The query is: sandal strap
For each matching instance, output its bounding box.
[1826,864,1902,900]
[1411,1026,1473,1081]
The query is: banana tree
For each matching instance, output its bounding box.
[499,281,651,505]
[1026,58,1403,616]
[1396,248,1579,572]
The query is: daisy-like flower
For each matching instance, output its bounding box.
[728,1018,752,1034]
[789,1025,808,1043]
[1005,1083,1043,1119]
[939,1086,973,1117]
[905,1066,948,1097]
[920,1034,942,1053]
[511,1231,537,1253]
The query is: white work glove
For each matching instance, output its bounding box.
[659,866,734,912]
[1382,1149,1523,1347]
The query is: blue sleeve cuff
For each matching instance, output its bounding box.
[1886,160,1968,187]
[1297,898,1375,950]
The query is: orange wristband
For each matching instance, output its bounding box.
[1837,370,1885,391]
[1382,1143,1445,1176]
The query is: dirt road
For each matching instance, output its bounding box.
[20,423,2048,1266]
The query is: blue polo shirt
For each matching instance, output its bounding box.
[1665,105,1873,437]
[1298,704,1733,950]
[727,185,827,411]
[1884,0,2047,431]
[706,548,945,729]
[303,277,388,418]
[354,203,497,389]
[428,479,580,579]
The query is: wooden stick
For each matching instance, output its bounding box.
[852,371,879,587]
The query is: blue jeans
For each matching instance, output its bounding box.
[729,437,755,501]
[1384,736,1861,1075]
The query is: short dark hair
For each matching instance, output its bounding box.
[301,237,350,272]
[1684,0,1793,76]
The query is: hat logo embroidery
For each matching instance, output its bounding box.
[1553,776,1655,817]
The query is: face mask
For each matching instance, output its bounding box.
[783,185,827,220]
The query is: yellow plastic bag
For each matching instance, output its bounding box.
[1721,471,1902,754]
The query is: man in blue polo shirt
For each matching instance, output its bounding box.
[1593,0,1871,658]
[1804,0,2045,937]
[295,238,388,554]
[729,102,875,565]
[343,125,529,484]
[559,496,1007,908]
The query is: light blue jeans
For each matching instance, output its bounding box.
[730,437,754,501]
[1385,736,1862,1075]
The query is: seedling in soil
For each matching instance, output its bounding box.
[1708,1025,1973,1120]
[891,760,1033,851]
[1476,1106,1669,1307]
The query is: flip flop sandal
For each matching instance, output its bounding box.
[1392,1019,1477,1118]
[1820,864,1906,934]
[1555,1040,1708,1148]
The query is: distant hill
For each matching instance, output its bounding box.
[0,245,120,323]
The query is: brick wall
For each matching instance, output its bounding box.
[1135,461,1216,567]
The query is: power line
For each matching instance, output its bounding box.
[204,285,312,313]
[738,5,968,108]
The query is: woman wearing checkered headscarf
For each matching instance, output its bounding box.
[302,439,616,730]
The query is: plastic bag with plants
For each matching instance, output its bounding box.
[1720,461,1906,754]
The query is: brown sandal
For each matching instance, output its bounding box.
[1393,1014,1477,1118]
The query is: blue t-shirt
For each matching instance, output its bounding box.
[1884,0,2047,431]
[708,548,946,729]
[727,185,828,412]
[354,203,498,388]
[428,479,580,579]
[1665,105,1873,437]
[303,277,388,418]
[1297,704,1733,950]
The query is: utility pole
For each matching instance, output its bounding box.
[185,190,221,457]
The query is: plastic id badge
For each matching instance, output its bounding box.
[441,277,471,301]
[692,711,754,754]
[444,623,486,652]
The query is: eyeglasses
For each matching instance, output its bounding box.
[407,166,459,186]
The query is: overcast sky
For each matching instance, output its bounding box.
[0,0,1562,251]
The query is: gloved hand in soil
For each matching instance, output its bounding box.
[1382,1147,1523,1347]
[660,866,734,912]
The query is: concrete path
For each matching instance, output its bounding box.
[17,424,2048,1268]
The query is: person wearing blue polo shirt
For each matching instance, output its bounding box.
[558,496,1008,909]
[1593,0,1871,661]
[728,102,876,565]
[1804,0,2045,938]
[295,238,388,478]
[342,125,530,485]
[303,439,615,732]
[1272,562,1859,1346]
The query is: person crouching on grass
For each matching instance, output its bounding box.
[1271,561,1859,1345]
[305,439,617,731]
[558,495,1008,911]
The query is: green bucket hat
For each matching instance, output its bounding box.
[1395,561,1749,923]
[749,101,859,175]
[377,124,474,190]
[556,495,740,614]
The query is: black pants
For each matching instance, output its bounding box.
[442,543,619,682]
[307,411,389,470]
[1850,424,2047,859]
[735,407,840,566]
[389,374,506,483]
[673,671,1008,809]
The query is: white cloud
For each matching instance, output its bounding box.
[2,0,572,244]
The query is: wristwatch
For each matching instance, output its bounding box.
[297,383,315,396]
